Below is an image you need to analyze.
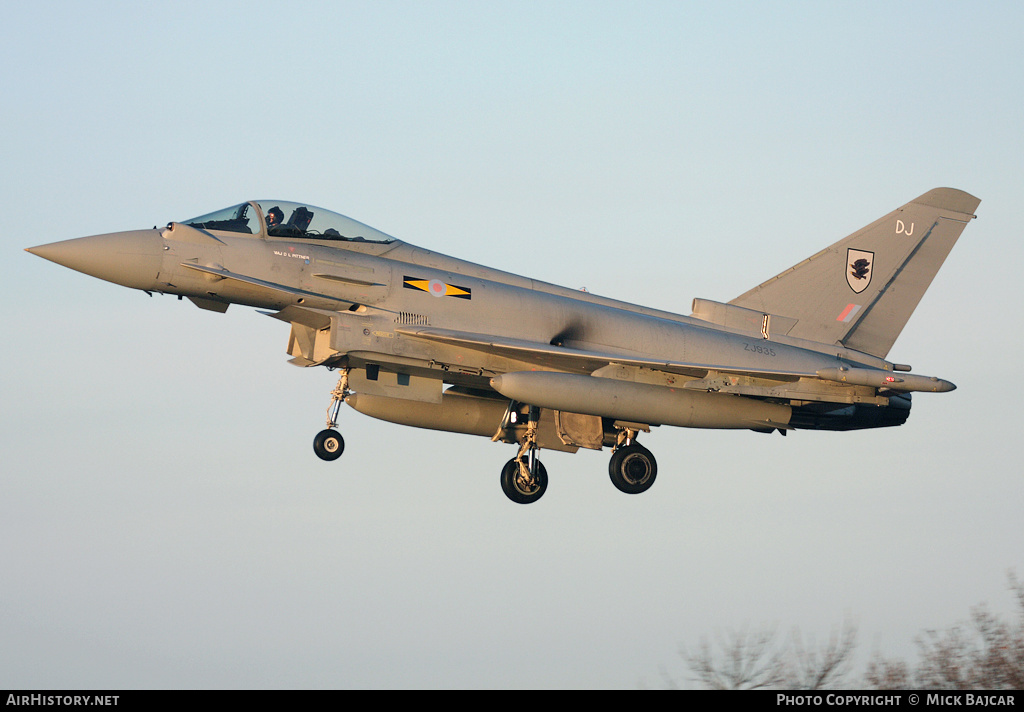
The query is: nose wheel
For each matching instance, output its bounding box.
[314,429,345,460]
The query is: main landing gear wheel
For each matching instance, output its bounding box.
[609,443,657,494]
[500,458,548,504]
[313,429,345,461]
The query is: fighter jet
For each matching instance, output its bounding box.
[26,188,979,503]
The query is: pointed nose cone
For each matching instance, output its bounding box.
[26,229,164,291]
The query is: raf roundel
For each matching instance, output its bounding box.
[402,276,472,300]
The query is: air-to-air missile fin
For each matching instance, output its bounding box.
[729,188,980,358]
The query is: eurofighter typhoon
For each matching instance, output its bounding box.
[26,189,979,503]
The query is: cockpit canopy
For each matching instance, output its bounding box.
[182,201,396,243]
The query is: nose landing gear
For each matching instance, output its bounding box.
[314,369,349,462]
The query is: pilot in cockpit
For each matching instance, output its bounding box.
[266,206,284,232]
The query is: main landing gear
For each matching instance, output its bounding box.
[607,427,657,494]
[608,443,657,494]
[495,409,657,503]
[311,373,658,502]
[500,457,548,504]
[499,404,548,504]
[314,369,349,462]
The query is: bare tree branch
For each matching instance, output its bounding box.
[782,620,858,689]
[863,655,911,690]
[676,571,1023,690]
[682,626,786,689]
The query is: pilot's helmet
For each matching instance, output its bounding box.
[266,206,284,227]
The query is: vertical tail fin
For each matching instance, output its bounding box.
[729,188,980,358]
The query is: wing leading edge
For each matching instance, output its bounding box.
[396,326,814,381]
[397,327,954,394]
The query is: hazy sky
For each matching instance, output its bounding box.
[2,1,1022,689]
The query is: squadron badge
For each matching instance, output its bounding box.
[846,249,874,294]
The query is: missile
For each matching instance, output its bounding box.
[489,371,791,430]
[816,367,956,393]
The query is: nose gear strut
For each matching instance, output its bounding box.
[314,368,350,461]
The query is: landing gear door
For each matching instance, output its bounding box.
[554,411,604,450]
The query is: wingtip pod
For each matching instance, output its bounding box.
[911,188,981,216]
[816,368,956,393]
